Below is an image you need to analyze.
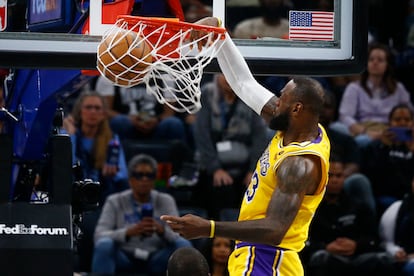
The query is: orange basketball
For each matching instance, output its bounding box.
[97,30,153,86]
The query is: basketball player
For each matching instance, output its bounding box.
[161,17,330,276]
[167,247,210,276]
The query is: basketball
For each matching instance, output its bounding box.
[97,30,153,86]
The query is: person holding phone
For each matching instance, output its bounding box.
[361,104,414,216]
[91,154,192,275]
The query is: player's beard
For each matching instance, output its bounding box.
[269,111,290,131]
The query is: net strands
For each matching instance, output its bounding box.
[97,16,226,113]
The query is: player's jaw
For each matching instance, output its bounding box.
[269,110,290,131]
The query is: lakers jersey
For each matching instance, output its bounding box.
[228,124,330,275]
[238,123,330,251]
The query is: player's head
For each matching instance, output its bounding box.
[167,247,210,276]
[269,77,324,131]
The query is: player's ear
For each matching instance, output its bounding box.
[292,102,303,113]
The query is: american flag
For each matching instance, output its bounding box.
[289,11,334,41]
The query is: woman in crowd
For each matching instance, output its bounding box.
[63,90,129,205]
[200,237,235,276]
[338,43,413,147]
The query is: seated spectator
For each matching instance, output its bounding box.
[193,73,268,219]
[232,0,290,39]
[302,156,396,276]
[338,43,413,147]
[379,177,414,276]
[200,237,234,276]
[321,90,376,216]
[167,247,210,276]
[91,153,192,275]
[94,76,187,143]
[361,104,414,215]
[63,90,129,205]
[63,91,130,272]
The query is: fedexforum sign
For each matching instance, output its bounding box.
[0,224,69,235]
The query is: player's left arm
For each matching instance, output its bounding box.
[264,155,321,244]
[161,154,321,245]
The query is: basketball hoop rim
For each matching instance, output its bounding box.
[98,15,227,113]
[117,15,227,36]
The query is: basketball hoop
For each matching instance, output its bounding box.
[97,16,227,113]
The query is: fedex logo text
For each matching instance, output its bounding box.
[0,224,69,235]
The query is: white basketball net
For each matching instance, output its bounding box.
[97,17,226,113]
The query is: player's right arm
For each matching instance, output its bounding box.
[160,154,321,245]
[194,17,279,123]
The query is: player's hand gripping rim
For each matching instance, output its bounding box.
[190,17,222,51]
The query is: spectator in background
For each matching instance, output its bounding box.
[338,43,413,147]
[63,91,130,272]
[321,90,376,217]
[193,73,268,219]
[200,237,234,276]
[94,76,187,143]
[379,177,414,276]
[63,90,129,204]
[361,104,414,215]
[167,247,210,276]
[232,0,290,39]
[92,154,192,275]
[302,156,396,276]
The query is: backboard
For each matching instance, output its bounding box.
[0,0,368,76]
